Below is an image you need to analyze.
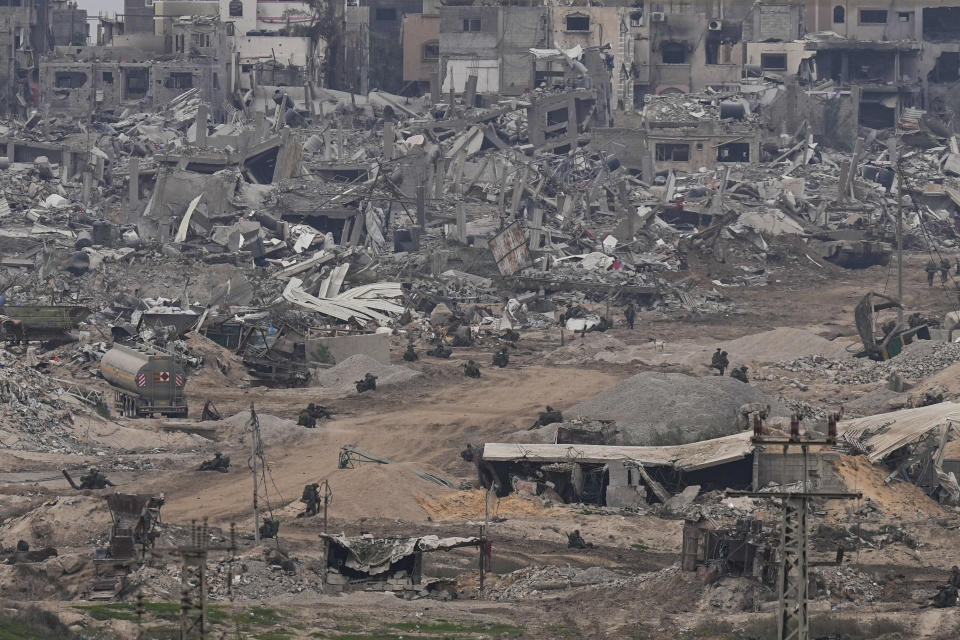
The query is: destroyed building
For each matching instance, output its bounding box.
[2,0,960,637]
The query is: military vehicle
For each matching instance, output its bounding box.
[100,344,188,417]
[0,305,90,343]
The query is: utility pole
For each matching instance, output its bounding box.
[249,403,261,545]
[889,137,904,327]
[728,414,860,640]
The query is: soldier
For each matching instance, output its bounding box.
[730,365,749,383]
[355,373,378,393]
[259,518,279,540]
[79,467,115,489]
[956,258,960,276]
[710,348,724,375]
[949,566,960,589]
[932,584,958,608]
[298,405,317,428]
[492,347,509,368]
[427,342,452,358]
[403,341,418,362]
[926,258,938,287]
[566,530,592,549]
[624,302,636,330]
[941,258,952,284]
[198,452,230,473]
[718,351,729,376]
[501,329,520,345]
[532,406,563,428]
[463,360,481,378]
[299,483,320,518]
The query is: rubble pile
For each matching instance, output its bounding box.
[492,564,675,601]
[778,341,960,385]
[569,372,790,445]
[0,360,87,451]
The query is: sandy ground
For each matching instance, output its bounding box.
[2,251,960,638]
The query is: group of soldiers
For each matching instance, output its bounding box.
[932,566,960,608]
[710,348,749,383]
[401,330,516,377]
[198,452,230,473]
[355,373,378,393]
[77,467,114,489]
[297,403,333,428]
[924,257,960,287]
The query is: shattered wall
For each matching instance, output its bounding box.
[763,85,857,150]
[550,7,632,109]
[646,121,760,172]
[50,5,88,46]
[0,4,38,113]
[151,61,227,111]
[123,0,155,34]
[742,2,803,42]
[753,451,844,492]
[439,6,546,96]
[402,10,440,91]
[745,41,813,77]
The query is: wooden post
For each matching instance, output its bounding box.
[416,183,426,231]
[464,73,478,109]
[250,403,261,545]
[456,202,466,243]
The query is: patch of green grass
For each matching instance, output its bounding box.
[235,606,284,627]
[254,632,294,640]
[385,620,524,636]
[0,607,81,640]
[682,619,736,639]
[542,624,578,639]
[323,634,406,640]
[141,627,179,640]
[631,542,650,551]
[73,603,138,622]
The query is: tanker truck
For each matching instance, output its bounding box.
[100,344,188,418]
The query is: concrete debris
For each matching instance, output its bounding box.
[5,3,960,634]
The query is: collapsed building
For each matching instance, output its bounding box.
[473,403,960,509]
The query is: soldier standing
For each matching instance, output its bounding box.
[926,259,938,287]
[624,302,636,330]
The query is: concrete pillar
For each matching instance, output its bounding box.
[82,170,93,205]
[416,183,426,231]
[195,103,208,146]
[382,121,395,161]
[128,157,140,208]
[6,141,14,163]
[429,73,440,104]
[456,202,465,243]
[60,150,73,183]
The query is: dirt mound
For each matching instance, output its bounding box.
[0,495,109,550]
[216,410,308,444]
[416,490,559,521]
[546,333,649,365]
[716,327,853,363]
[830,456,950,520]
[569,372,789,445]
[310,354,420,394]
[183,333,250,388]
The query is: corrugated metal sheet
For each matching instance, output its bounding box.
[838,402,960,463]
[488,220,531,276]
[482,432,753,472]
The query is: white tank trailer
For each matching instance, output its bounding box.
[100,344,188,417]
